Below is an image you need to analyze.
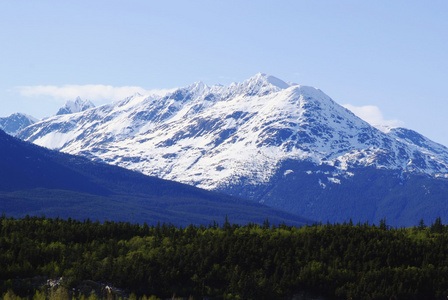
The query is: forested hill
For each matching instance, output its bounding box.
[2,215,448,300]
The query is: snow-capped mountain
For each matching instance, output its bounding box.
[56,97,95,115]
[18,73,448,226]
[0,113,38,136]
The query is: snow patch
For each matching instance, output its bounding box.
[284,169,294,176]
[34,131,79,150]
[327,177,341,184]
[318,179,326,189]
[435,173,448,179]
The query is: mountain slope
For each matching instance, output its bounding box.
[17,73,448,226]
[0,129,309,226]
[0,113,37,136]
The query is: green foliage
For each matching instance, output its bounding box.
[1,215,448,299]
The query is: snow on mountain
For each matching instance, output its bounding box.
[0,113,38,136]
[56,97,95,115]
[18,73,448,192]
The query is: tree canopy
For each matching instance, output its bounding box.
[1,215,448,299]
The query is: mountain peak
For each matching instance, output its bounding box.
[186,81,208,95]
[56,98,95,115]
[253,73,293,89]
[6,112,38,123]
[236,73,294,96]
[0,113,38,136]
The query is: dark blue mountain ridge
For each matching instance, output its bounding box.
[0,129,310,226]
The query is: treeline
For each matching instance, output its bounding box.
[1,215,448,300]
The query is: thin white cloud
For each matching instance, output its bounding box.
[16,84,172,102]
[343,104,404,130]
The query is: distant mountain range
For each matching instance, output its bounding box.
[0,128,309,226]
[12,74,448,226]
[0,113,37,136]
[0,97,94,136]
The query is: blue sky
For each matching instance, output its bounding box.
[1,1,447,145]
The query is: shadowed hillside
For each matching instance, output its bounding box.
[0,130,310,226]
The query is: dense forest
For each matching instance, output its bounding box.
[1,215,448,300]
